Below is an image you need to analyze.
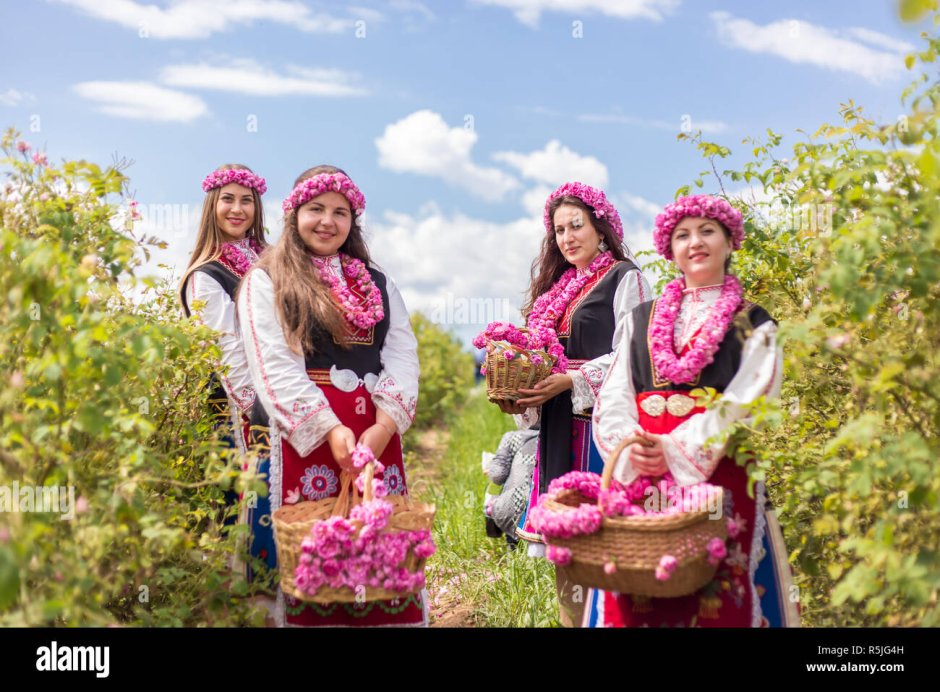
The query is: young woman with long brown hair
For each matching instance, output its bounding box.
[507,182,652,626]
[180,163,268,450]
[238,165,423,627]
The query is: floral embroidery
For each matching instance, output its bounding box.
[383,465,405,496]
[292,400,315,417]
[580,364,606,396]
[726,542,749,570]
[300,464,338,500]
[374,375,417,425]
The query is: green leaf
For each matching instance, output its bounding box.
[0,547,20,610]
[899,0,934,23]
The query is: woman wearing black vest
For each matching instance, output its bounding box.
[588,194,799,627]
[238,165,423,627]
[505,182,651,626]
[180,164,268,461]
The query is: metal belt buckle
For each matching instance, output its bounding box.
[639,393,696,417]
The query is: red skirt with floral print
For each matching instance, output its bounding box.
[277,380,425,627]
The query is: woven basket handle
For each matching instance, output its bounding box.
[600,434,654,493]
[332,461,376,518]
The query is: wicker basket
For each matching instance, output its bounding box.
[484,330,555,401]
[543,436,727,598]
[272,463,436,604]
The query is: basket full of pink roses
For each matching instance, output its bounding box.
[528,436,729,597]
[272,445,436,604]
[473,321,566,401]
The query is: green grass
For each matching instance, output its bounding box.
[418,386,560,627]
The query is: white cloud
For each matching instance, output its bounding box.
[0,89,35,107]
[845,27,916,54]
[578,112,728,135]
[364,192,665,342]
[73,81,208,122]
[710,12,910,84]
[521,185,553,217]
[618,192,662,220]
[473,0,679,28]
[493,139,609,189]
[160,60,366,97]
[375,110,520,200]
[366,206,541,339]
[609,191,660,267]
[388,0,435,21]
[54,0,353,39]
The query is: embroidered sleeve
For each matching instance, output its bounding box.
[238,268,341,457]
[571,268,652,414]
[186,271,256,412]
[591,313,645,486]
[661,321,783,486]
[372,272,419,435]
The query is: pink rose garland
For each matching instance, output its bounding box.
[653,194,744,260]
[202,168,267,195]
[219,238,263,277]
[648,274,744,384]
[283,172,366,216]
[543,181,624,242]
[311,253,385,330]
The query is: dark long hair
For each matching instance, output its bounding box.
[522,195,628,318]
[249,165,371,355]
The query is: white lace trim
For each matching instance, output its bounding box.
[675,284,723,350]
[373,373,417,434]
[287,407,342,458]
[569,369,595,414]
[275,587,287,628]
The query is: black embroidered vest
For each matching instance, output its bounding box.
[629,299,775,394]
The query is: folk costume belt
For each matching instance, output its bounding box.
[306,365,378,393]
[639,393,697,418]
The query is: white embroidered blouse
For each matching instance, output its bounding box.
[592,284,783,487]
[238,258,419,458]
[183,238,258,413]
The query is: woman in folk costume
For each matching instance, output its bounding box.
[587,194,800,628]
[238,165,423,627]
[506,182,652,626]
[179,164,267,455]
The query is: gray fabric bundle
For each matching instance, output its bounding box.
[485,428,539,536]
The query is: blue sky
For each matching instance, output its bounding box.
[0,0,928,341]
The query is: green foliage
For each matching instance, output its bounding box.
[0,132,267,626]
[676,9,940,626]
[410,312,475,431]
